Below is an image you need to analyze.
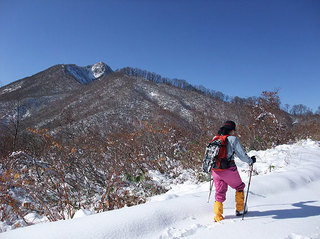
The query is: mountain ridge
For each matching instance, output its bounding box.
[0,62,225,130]
[0,62,319,156]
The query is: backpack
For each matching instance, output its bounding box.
[202,135,233,173]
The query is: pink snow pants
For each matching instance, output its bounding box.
[212,166,245,202]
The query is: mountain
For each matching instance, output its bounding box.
[1,62,319,151]
[0,62,233,135]
[0,62,112,126]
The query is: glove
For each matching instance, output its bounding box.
[250,156,256,165]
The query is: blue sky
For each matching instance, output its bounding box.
[0,0,319,111]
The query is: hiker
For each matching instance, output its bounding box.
[212,121,256,222]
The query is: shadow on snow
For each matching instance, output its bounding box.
[248,201,320,219]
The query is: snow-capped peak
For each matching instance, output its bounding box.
[91,62,109,78]
[65,62,113,84]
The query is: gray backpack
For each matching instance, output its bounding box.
[202,139,223,173]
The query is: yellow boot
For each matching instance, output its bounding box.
[214,201,224,222]
[235,190,247,216]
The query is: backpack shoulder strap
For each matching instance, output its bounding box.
[219,135,230,145]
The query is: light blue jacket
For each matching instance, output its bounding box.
[227,136,253,165]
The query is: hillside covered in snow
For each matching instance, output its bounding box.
[1,140,320,239]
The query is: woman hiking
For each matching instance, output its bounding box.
[212,121,256,222]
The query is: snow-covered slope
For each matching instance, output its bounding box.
[1,140,320,239]
[65,62,113,84]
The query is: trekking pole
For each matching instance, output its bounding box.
[242,164,253,220]
[207,177,214,203]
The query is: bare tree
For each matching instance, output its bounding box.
[290,104,312,115]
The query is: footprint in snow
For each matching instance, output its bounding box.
[160,224,208,239]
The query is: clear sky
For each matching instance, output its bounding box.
[1,0,319,111]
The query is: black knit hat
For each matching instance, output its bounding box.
[223,121,236,131]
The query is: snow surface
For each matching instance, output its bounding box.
[1,140,320,239]
[0,83,22,95]
[65,62,112,84]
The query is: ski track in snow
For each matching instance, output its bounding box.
[1,140,320,239]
